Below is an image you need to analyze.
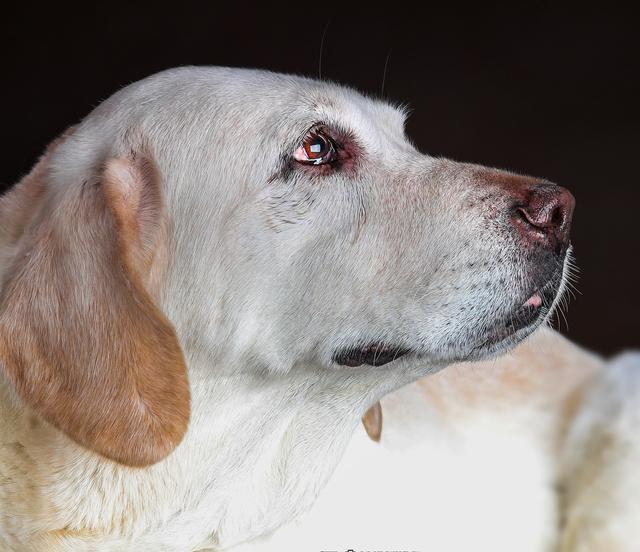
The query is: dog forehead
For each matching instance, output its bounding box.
[303,88,408,145]
[292,87,406,145]
[149,66,408,143]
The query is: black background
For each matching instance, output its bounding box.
[2,3,638,355]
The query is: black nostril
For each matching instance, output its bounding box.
[551,205,564,227]
[511,184,575,251]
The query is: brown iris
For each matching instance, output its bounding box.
[294,131,337,165]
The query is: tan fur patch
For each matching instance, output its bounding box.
[0,147,190,467]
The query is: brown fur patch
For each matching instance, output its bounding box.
[0,145,190,467]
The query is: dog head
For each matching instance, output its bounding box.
[0,67,574,466]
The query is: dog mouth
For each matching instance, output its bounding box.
[475,267,564,352]
[333,344,411,367]
[333,260,567,368]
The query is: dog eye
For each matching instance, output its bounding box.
[293,132,337,165]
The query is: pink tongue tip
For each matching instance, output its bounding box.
[524,293,543,308]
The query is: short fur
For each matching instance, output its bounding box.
[0,67,637,551]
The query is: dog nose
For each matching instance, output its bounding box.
[511,184,575,252]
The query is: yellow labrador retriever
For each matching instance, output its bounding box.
[0,67,636,551]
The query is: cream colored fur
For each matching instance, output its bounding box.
[237,329,640,552]
[0,67,637,551]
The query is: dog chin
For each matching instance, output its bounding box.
[468,321,544,362]
[465,249,573,362]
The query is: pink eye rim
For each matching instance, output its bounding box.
[293,131,337,166]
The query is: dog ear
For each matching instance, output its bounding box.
[0,144,190,467]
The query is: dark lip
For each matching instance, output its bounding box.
[333,344,411,367]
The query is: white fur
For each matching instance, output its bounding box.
[0,67,637,551]
[234,328,616,552]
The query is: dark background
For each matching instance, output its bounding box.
[2,4,638,355]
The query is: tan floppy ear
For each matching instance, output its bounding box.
[0,148,190,467]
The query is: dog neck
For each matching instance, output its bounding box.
[0,332,429,550]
